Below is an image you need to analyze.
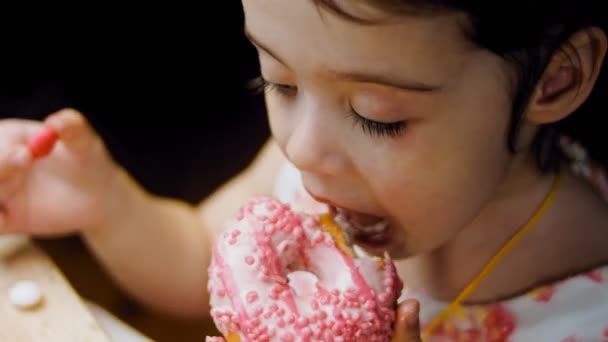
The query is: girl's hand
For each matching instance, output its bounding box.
[0,108,123,236]
[392,299,422,342]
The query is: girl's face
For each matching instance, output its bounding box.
[242,0,525,258]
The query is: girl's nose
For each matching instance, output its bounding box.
[283,100,348,177]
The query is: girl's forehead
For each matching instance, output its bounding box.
[243,0,474,82]
[243,0,467,47]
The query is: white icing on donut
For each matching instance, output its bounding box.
[207,196,402,341]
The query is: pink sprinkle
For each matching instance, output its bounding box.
[333,324,344,336]
[310,300,319,310]
[228,238,237,245]
[378,293,389,304]
[294,226,304,239]
[245,256,255,265]
[286,314,296,324]
[271,285,282,294]
[296,317,309,328]
[248,317,260,328]
[217,289,226,297]
[312,329,322,340]
[253,307,263,316]
[231,229,241,237]
[265,225,275,234]
[246,291,259,303]
[278,319,286,328]
[284,223,294,233]
[301,327,312,337]
[344,292,357,300]
[277,308,285,316]
[280,332,294,342]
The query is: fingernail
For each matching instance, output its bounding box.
[11,147,30,166]
[402,301,419,326]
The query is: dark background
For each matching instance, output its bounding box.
[0,4,270,340]
[0,3,269,202]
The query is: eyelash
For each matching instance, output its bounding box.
[249,76,295,96]
[248,76,407,138]
[346,111,406,138]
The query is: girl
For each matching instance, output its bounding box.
[0,0,607,340]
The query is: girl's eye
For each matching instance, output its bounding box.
[248,76,406,138]
[348,108,407,139]
[249,76,297,97]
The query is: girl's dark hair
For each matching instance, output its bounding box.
[315,0,607,172]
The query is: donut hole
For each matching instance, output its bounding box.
[286,270,319,297]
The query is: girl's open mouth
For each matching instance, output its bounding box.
[330,206,393,251]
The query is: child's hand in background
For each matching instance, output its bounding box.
[0,108,126,236]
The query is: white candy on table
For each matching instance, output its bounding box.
[8,280,43,310]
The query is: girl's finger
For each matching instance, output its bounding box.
[392,299,422,342]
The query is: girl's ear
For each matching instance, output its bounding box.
[525,27,607,124]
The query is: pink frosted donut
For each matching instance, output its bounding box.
[206,196,403,342]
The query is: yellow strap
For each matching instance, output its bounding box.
[421,173,561,341]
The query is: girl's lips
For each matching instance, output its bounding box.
[330,206,387,228]
[305,190,402,256]
[330,206,393,250]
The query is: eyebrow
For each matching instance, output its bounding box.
[244,28,442,92]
